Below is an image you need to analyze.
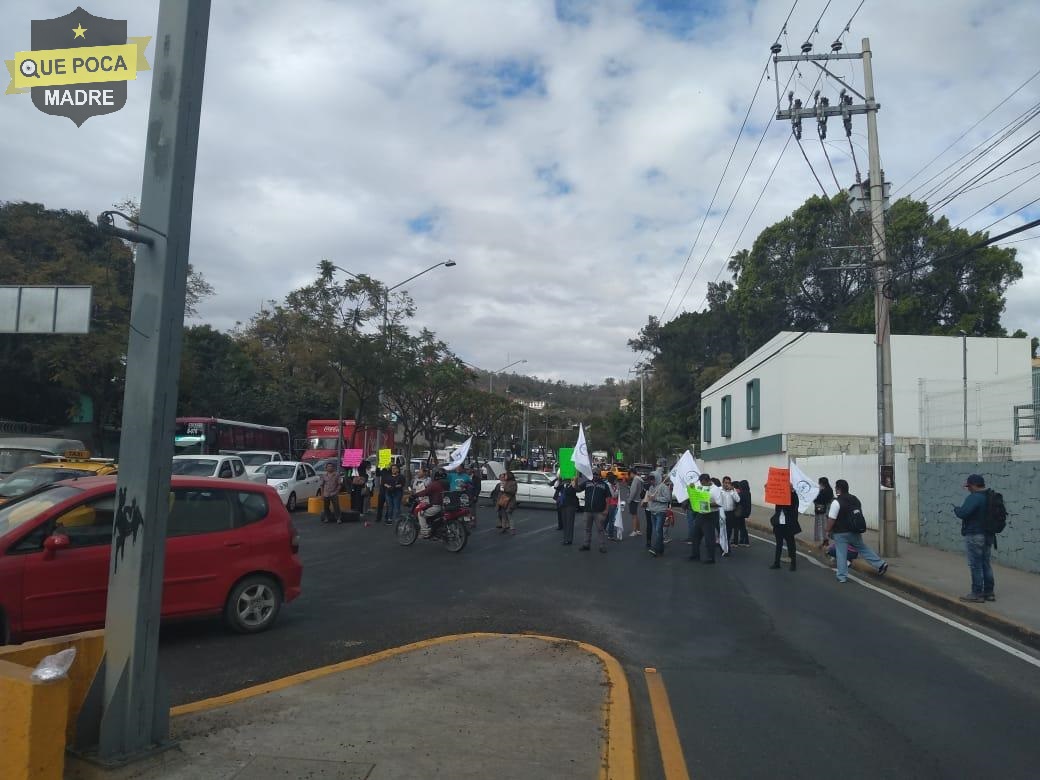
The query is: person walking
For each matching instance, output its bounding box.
[496,471,518,533]
[319,462,343,524]
[559,477,582,545]
[646,475,673,557]
[641,474,656,550]
[734,479,752,546]
[813,476,834,545]
[688,473,720,564]
[580,472,611,553]
[374,465,388,524]
[825,479,889,583]
[382,463,406,524]
[953,473,996,603]
[770,488,801,571]
[605,473,621,541]
[552,475,566,531]
[628,472,645,536]
[721,476,740,551]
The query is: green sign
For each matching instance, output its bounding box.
[558,447,576,479]
[687,484,711,514]
[615,451,623,462]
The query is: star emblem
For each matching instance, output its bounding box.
[72,23,87,39]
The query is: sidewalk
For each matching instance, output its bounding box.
[65,634,635,780]
[746,506,1040,649]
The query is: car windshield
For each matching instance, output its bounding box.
[239,453,274,466]
[171,459,217,476]
[0,448,52,475]
[0,485,80,536]
[261,464,296,479]
[0,468,93,499]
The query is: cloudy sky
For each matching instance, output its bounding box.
[3,0,1038,385]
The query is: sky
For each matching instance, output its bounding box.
[2,0,1038,386]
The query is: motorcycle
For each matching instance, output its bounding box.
[396,491,472,552]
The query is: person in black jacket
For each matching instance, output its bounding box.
[814,476,834,545]
[730,478,752,547]
[770,488,801,571]
[557,477,583,545]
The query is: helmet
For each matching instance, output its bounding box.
[433,468,447,481]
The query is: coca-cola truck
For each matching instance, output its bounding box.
[300,420,395,463]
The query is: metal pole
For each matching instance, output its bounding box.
[862,37,897,557]
[375,291,388,458]
[639,371,645,463]
[960,331,968,444]
[77,0,212,762]
[338,381,344,471]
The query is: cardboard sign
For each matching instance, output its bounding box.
[341,449,364,468]
[378,448,392,468]
[558,447,576,479]
[615,451,623,462]
[687,484,711,514]
[765,467,791,505]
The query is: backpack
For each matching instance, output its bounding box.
[837,494,867,534]
[983,489,1007,535]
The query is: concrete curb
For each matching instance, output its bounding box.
[171,632,639,780]
[747,520,1040,652]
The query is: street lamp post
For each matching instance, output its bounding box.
[491,358,527,393]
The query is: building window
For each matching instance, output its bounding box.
[703,406,712,444]
[746,378,760,431]
[721,395,732,438]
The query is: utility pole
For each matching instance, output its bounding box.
[629,366,651,463]
[77,0,211,763]
[775,36,897,557]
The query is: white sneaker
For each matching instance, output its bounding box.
[629,531,639,537]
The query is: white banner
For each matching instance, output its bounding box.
[444,437,472,472]
[669,450,701,502]
[571,424,594,480]
[790,459,820,515]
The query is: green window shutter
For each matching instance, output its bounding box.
[703,406,712,444]
[721,395,732,438]
[746,379,760,430]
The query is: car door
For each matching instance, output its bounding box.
[526,472,554,504]
[163,486,237,616]
[19,494,115,636]
[302,463,319,495]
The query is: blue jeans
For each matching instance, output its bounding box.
[651,511,666,554]
[832,532,886,581]
[386,492,402,521]
[963,533,995,596]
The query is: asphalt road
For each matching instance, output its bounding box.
[159,502,1040,779]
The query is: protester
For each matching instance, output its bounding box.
[641,474,656,549]
[496,471,518,534]
[721,476,739,552]
[605,473,621,540]
[381,464,406,524]
[411,465,431,498]
[814,476,834,544]
[734,479,752,546]
[628,471,645,536]
[646,475,673,557]
[552,475,566,531]
[770,488,801,571]
[319,462,342,524]
[580,471,611,553]
[558,477,582,545]
[953,473,996,603]
[688,473,719,564]
[350,462,371,524]
[825,479,889,583]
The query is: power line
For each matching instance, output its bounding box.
[895,66,1040,196]
[797,133,830,196]
[956,158,1040,196]
[820,133,843,191]
[979,195,1040,233]
[929,126,1040,213]
[953,169,1040,228]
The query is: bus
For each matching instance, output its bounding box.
[300,419,395,463]
[174,417,292,456]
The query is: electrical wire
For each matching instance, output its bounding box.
[953,169,1040,228]
[929,126,1040,213]
[797,134,830,196]
[956,158,1040,196]
[838,0,866,34]
[895,66,1040,196]
[657,0,801,321]
[820,134,843,191]
[979,195,1040,233]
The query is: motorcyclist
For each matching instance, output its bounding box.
[412,468,447,538]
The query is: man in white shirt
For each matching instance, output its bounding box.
[718,477,738,556]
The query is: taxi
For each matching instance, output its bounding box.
[598,464,630,483]
[0,450,117,506]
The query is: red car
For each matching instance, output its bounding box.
[0,475,302,644]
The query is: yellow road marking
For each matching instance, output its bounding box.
[644,667,690,780]
[170,632,638,779]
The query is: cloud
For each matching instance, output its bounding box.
[1,0,1038,387]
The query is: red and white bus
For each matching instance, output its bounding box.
[174,417,292,456]
[301,420,395,463]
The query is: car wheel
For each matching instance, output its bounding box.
[286,492,297,512]
[487,487,500,507]
[224,575,282,634]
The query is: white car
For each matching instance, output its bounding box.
[171,454,266,484]
[237,450,289,474]
[256,461,321,512]
[480,470,584,508]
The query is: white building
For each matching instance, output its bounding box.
[698,331,1033,534]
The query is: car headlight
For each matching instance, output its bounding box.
[277,482,289,491]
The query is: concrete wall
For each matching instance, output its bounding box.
[698,452,789,507]
[918,462,1040,574]
[796,453,911,536]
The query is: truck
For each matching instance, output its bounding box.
[300,420,395,464]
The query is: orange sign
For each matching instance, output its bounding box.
[764,467,791,505]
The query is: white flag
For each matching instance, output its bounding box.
[571,424,594,480]
[789,459,820,515]
[444,437,472,472]
[669,450,701,502]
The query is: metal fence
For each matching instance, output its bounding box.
[918,373,1037,462]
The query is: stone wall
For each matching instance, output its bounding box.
[787,433,1012,461]
[917,461,1040,574]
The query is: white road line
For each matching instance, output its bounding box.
[748,532,1040,669]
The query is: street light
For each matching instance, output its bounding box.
[491,359,527,393]
[958,330,968,445]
